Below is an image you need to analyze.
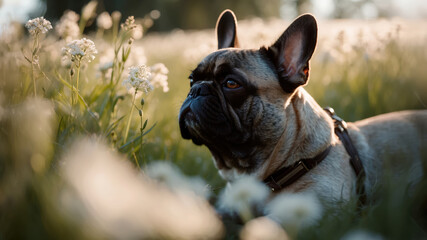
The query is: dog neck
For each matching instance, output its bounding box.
[258,88,335,180]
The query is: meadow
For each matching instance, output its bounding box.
[0,4,427,239]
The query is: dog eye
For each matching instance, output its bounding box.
[188,73,195,86]
[225,79,240,89]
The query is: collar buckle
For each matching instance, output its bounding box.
[273,160,309,186]
[263,145,332,193]
[297,160,309,172]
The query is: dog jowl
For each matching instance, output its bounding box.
[179,10,427,200]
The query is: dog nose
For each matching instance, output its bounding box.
[188,83,211,97]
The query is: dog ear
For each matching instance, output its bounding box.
[216,9,240,49]
[266,14,317,93]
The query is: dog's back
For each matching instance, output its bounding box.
[349,110,427,192]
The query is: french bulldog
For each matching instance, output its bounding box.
[178,10,427,202]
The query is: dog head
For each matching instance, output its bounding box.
[179,10,317,180]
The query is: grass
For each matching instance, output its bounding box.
[0,11,426,239]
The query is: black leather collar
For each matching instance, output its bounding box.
[263,107,366,205]
[264,145,332,192]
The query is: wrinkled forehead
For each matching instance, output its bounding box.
[191,49,276,82]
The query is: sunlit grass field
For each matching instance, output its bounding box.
[1,7,426,239]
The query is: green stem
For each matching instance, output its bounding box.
[133,152,140,168]
[31,34,39,96]
[70,71,74,114]
[286,224,299,240]
[79,18,87,36]
[75,63,81,106]
[96,28,104,39]
[123,91,137,143]
[110,34,121,85]
[112,17,119,44]
[110,53,117,85]
[139,109,144,165]
[76,64,80,92]
[239,205,254,223]
[31,56,36,96]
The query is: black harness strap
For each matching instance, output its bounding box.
[263,107,367,205]
[324,107,367,205]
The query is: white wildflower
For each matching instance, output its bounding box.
[218,175,269,222]
[97,11,113,29]
[143,18,154,29]
[63,10,80,22]
[150,63,169,92]
[99,61,113,72]
[97,47,115,77]
[128,46,147,66]
[240,217,289,240]
[62,38,98,65]
[81,1,98,21]
[25,17,52,36]
[341,230,384,240]
[122,65,153,94]
[150,10,161,20]
[121,16,143,40]
[146,161,183,186]
[61,137,223,239]
[121,16,137,31]
[146,161,211,198]
[111,11,122,23]
[266,192,323,229]
[131,24,143,40]
[56,11,80,41]
[9,98,55,173]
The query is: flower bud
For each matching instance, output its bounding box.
[111,11,122,23]
[140,98,145,106]
[150,10,161,20]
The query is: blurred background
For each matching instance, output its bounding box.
[1,0,427,32]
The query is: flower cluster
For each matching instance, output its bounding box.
[218,175,269,222]
[61,137,223,239]
[121,16,137,31]
[97,11,113,30]
[146,161,211,198]
[131,24,143,40]
[150,63,169,92]
[99,61,113,72]
[121,16,143,40]
[62,38,98,65]
[81,0,97,22]
[111,11,122,23]
[56,11,80,42]
[266,192,323,229]
[25,17,52,36]
[122,65,153,94]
